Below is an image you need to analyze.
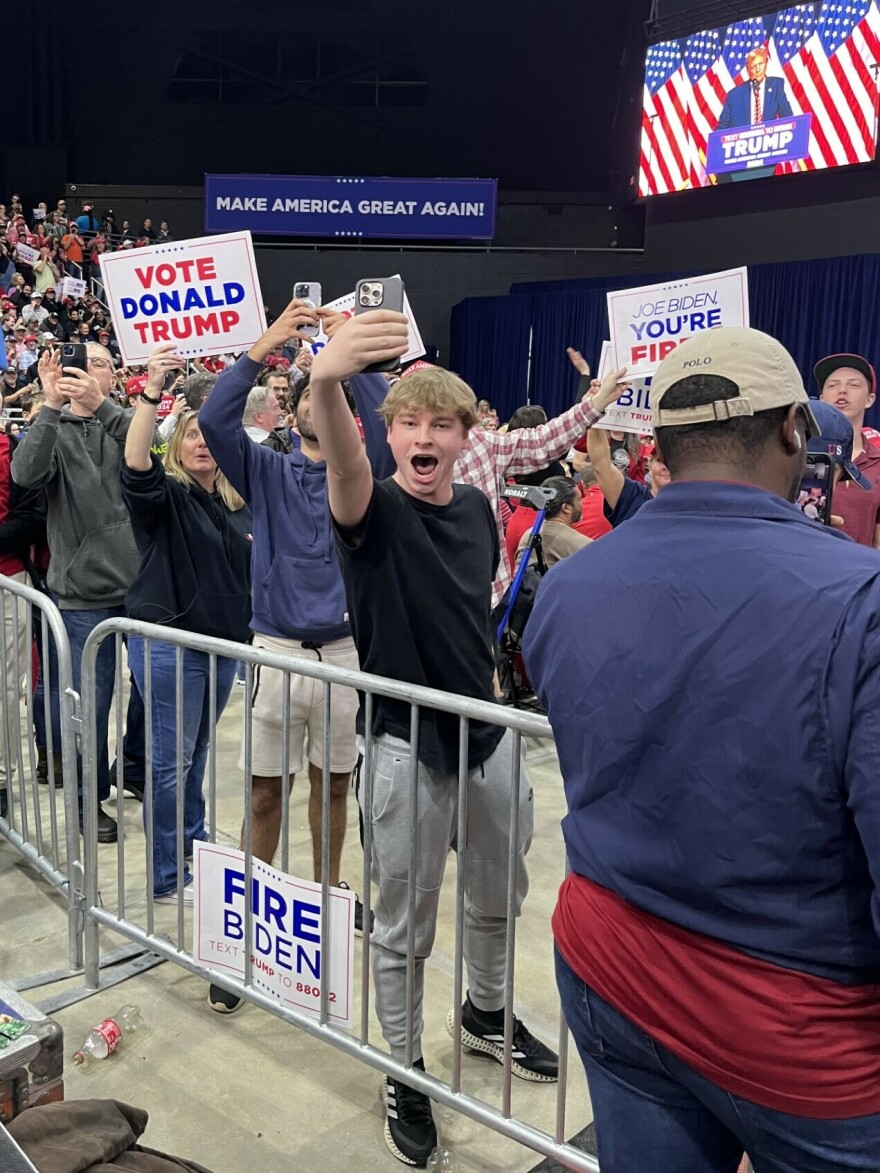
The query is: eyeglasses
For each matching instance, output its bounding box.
[88,358,112,370]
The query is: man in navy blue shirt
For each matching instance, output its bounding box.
[525,327,880,1173]
[586,424,671,526]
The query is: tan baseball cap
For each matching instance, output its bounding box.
[652,327,820,438]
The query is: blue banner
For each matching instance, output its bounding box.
[204,174,497,241]
[706,113,812,175]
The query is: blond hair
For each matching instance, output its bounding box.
[378,367,478,430]
[163,410,245,512]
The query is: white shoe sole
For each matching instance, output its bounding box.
[445,1009,558,1083]
[379,1078,432,1167]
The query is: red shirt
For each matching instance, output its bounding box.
[554,873,880,1119]
[0,434,26,577]
[835,446,880,547]
[573,484,612,540]
[504,505,538,569]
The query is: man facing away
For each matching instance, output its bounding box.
[309,309,557,1168]
[524,327,880,1173]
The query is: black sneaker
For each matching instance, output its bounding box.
[381,1058,437,1167]
[109,761,145,802]
[339,881,375,937]
[207,983,245,1014]
[36,749,63,788]
[78,806,118,844]
[0,789,7,820]
[446,994,559,1083]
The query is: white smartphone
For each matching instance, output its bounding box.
[292,282,321,337]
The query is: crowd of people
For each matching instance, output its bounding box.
[2,203,880,1170]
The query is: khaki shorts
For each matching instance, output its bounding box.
[239,634,360,776]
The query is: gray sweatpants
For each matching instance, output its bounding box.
[360,729,533,1060]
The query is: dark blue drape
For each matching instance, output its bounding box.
[449,253,880,429]
[449,293,532,423]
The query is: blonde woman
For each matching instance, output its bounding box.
[121,343,252,903]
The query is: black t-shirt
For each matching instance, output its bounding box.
[335,477,504,772]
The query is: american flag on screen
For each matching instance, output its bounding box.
[773,1,880,170]
[639,1,880,195]
[639,41,690,195]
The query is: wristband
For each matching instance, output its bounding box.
[140,391,162,406]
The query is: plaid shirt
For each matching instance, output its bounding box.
[454,397,604,606]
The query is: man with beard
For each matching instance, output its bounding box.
[199,300,367,1014]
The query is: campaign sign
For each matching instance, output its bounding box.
[205,174,498,240]
[98,232,266,365]
[707,114,812,175]
[607,266,749,378]
[306,279,425,366]
[15,243,40,266]
[194,843,355,1027]
[594,340,654,435]
[58,276,86,301]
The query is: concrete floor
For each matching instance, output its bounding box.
[1,683,593,1173]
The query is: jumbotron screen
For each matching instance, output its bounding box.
[639,1,880,195]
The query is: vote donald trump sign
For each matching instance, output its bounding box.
[99,231,267,365]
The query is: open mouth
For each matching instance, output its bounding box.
[411,455,438,480]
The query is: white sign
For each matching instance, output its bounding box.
[58,276,86,301]
[594,341,654,436]
[607,266,749,378]
[14,244,40,267]
[31,208,46,222]
[193,843,355,1027]
[307,277,424,365]
[98,231,267,365]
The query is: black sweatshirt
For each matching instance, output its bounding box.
[120,454,252,642]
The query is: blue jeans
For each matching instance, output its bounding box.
[555,947,880,1173]
[127,639,236,897]
[51,605,144,801]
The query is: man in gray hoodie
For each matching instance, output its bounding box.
[12,342,142,842]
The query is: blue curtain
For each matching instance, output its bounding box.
[449,293,533,423]
[450,253,880,429]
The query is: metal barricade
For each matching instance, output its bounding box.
[0,574,82,971]
[79,617,599,1173]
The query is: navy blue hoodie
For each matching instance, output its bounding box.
[199,355,351,642]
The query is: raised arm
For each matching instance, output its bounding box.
[586,425,625,510]
[125,344,185,471]
[500,364,627,478]
[199,299,318,498]
[309,311,408,530]
[10,350,65,488]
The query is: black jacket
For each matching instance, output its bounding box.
[120,455,252,642]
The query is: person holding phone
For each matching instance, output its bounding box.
[121,343,252,904]
[11,340,145,843]
[308,310,559,1167]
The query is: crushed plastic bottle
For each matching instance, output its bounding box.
[427,1147,458,1172]
[73,1004,143,1066]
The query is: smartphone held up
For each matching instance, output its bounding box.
[354,276,405,374]
[796,454,834,525]
[292,282,321,337]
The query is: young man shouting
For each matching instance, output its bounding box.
[309,310,559,1167]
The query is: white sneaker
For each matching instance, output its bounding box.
[155,884,194,905]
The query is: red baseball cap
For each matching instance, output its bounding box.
[24,333,37,342]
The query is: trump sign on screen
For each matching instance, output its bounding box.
[99,232,266,365]
[639,1,880,196]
